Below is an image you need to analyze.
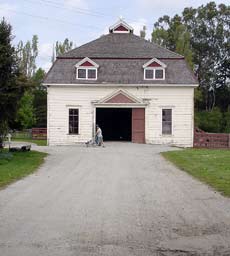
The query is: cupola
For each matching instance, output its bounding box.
[109,19,134,34]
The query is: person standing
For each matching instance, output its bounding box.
[96,124,104,146]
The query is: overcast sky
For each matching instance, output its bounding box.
[0,0,228,71]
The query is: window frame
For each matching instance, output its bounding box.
[144,67,165,81]
[76,67,97,80]
[68,108,79,135]
[161,108,173,136]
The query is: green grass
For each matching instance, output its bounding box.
[0,150,47,188]
[162,149,230,197]
[11,138,47,146]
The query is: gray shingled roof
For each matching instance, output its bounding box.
[44,33,197,85]
[45,58,197,84]
[59,33,183,59]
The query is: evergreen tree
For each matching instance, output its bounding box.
[0,19,25,143]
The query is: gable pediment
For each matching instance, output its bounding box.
[98,90,142,104]
[105,93,136,103]
[143,58,167,68]
[75,57,99,68]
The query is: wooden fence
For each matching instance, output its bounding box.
[32,128,47,140]
[194,128,230,149]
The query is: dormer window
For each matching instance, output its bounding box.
[77,68,97,79]
[75,57,99,80]
[143,58,166,80]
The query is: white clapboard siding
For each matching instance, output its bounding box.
[47,85,194,147]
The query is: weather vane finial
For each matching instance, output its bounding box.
[119,15,123,21]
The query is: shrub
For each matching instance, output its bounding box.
[195,107,223,133]
[223,108,230,133]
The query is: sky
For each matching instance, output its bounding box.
[0,0,228,72]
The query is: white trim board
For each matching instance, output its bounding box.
[44,83,199,88]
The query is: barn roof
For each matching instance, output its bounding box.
[44,58,197,85]
[44,21,197,85]
[59,33,183,59]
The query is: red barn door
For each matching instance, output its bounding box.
[132,108,145,143]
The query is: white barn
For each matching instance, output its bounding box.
[44,20,198,147]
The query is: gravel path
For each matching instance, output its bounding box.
[0,142,230,256]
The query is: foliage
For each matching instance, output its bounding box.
[152,14,193,68]
[162,149,230,197]
[152,2,230,112]
[31,67,45,85]
[0,150,47,188]
[52,38,74,62]
[140,25,147,39]
[0,19,26,142]
[215,85,230,112]
[16,91,36,129]
[194,87,203,110]
[223,107,230,133]
[33,89,47,127]
[10,67,47,129]
[195,107,224,132]
[31,68,47,127]
[183,2,230,111]
[17,35,38,78]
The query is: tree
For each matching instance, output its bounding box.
[52,38,74,63]
[16,91,36,129]
[152,2,230,114]
[195,107,223,132]
[223,107,230,133]
[0,19,25,143]
[183,2,230,111]
[140,25,147,39]
[17,35,38,78]
[152,15,193,68]
[32,68,47,128]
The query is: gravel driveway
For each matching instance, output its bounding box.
[0,142,230,256]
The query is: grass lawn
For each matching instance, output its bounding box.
[11,138,47,146]
[162,149,230,197]
[0,150,47,188]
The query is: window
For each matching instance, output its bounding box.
[77,68,97,80]
[69,109,79,134]
[144,68,165,80]
[162,109,172,135]
[77,69,86,79]
[155,69,164,79]
[145,69,154,79]
[88,69,96,79]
